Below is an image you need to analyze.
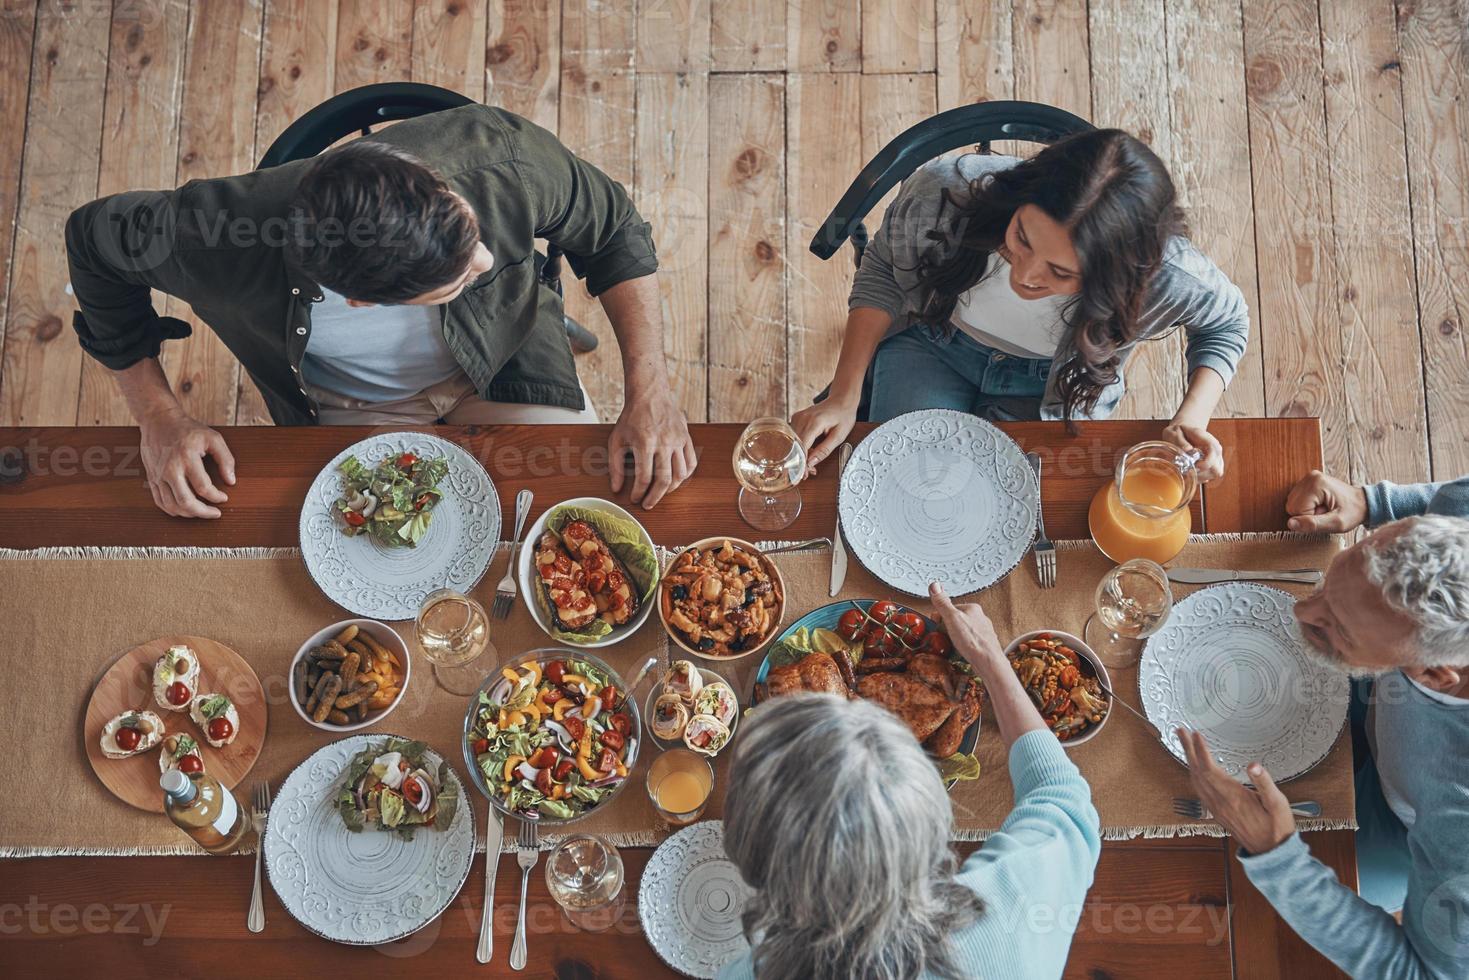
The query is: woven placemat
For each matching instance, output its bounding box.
[0,532,1353,856]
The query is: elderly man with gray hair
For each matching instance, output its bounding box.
[1182,471,1469,979]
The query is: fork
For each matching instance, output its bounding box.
[1026,453,1056,588]
[509,818,539,970]
[247,781,271,933]
[1172,797,1321,821]
[493,489,534,620]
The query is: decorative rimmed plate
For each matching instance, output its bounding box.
[643,665,740,754]
[300,432,501,620]
[1140,583,1348,783]
[638,821,753,979]
[839,409,1038,596]
[262,733,475,945]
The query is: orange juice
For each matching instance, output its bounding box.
[647,748,714,826]
[655,770,708,815]
[1088,462,1193,564]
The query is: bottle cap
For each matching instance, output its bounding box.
[160,768,196,802]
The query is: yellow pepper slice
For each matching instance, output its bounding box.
[503,754,526,783]
[581,698,599,719]
[500,666,521,685]
[553,699,573,721]
[561,673,588,688]
[522,662,543,686]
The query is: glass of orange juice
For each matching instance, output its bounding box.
[647,749,714,826]
[1087,441,1201,565]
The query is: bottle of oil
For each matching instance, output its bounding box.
[160,769,250,855]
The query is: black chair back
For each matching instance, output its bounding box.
[809,100,1093,266]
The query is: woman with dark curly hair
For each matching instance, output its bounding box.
[793,129,1249,481]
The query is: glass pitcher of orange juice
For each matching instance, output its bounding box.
[1087,441,1200,564]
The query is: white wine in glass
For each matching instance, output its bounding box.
[1084,558,1173,669]
[733,417,807,532]
[415,588,494,696]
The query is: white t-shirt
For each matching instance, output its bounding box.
[949,253,1071,358]
[300,288,464,403]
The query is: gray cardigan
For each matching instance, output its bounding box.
[849,154,1251,420]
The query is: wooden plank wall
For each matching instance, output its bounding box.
[0,0,1464,493]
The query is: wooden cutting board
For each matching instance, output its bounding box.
[84,635,268,813]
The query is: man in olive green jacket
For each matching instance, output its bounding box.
[66,104,694,517]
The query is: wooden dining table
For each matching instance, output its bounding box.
[0,418,1351,979]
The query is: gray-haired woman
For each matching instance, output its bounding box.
[719,584,1101,980]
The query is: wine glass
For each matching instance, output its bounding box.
[545,834,626,932]
[1083,558,1173,669]
[414,588,494,695]
[733,417,807,532]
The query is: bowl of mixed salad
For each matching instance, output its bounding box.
[462,649,642,823]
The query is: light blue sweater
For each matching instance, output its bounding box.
[1238,476,1469,979]
[718,730,1101,980]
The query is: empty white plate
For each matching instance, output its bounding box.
[638,820,752,978]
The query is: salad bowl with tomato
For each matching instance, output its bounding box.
[462,649,642,824]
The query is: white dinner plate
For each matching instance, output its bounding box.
[638,821,753,978]
[838,409,1038,596]
[299,432,501,620]
[262,734,475,945]
[1140,583,1349,783]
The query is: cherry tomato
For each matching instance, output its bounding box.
[397,452,417,469]
[403,777,424,806]
[600,730,625,751]
[114,727,141,752]
[343,510,367,527]
[596,748,618,774]
[541,687,564,705]
[891,611,926,646]
[610,714,632,737]
[836,608,868,642]
[179,754,204,775]
[868,600,900,625]
[535,766,555,795]
[207,717,233,743]
[564,716,587,742]
[545,660,567,685]
[166,681,191,706]
[919,632,953,657]
[600,685,618,711]
[553,759,575,781]
[472,738,490,756]
[864,629,898,657]
[529,746,559,769]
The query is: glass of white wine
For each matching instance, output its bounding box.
[1083,558,1173,670]
[415,588,494,696]
[733,416,807,532]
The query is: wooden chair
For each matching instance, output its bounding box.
[256,81,595,351]
[807,99,1093,416]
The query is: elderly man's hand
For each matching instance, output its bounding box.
[1286,469,1369,533]
[1178,727,1296,854]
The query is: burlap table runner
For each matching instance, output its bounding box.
[0,533,1352,856]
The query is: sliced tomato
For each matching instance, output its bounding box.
[544,660,567,685]
[396,452,417,469]
[403,777,425,806]
[596,748,618,774]
[472,738,490,755]
[528,746,559,769]
[600,685,619,711]
[600,730,625,751]
[541,687,564,705]
[534,767,555,795]
[414,492,434,511]
[609,714,632,737]
[836,608,868,642]
[553,759,575,781]
[563,716,587,742]
[343,509,367,527]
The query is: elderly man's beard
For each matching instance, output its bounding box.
[1298,625,1388,679]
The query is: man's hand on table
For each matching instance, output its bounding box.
[139,409,236,519]
[608,384,696,510]
[1179,727,1295,855]
[1285,469,1369,534]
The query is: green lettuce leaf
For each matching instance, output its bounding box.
[546,505,659,604]
[380,791,406,828]
[434,761,460,831]
[336,787,365,833]
[936,752,982,783]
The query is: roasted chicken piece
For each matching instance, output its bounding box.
[908,654,967,699]
[856,672,958,743]
[926,682,982,758]
[764,651,855,699]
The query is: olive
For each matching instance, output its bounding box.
[742,588,756,607]
[671,585,689,601]
[728,636,746,652]
[698,637,715,651]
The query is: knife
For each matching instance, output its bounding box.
[1167,568,1323,586]
[829,443,853,597]
[476,800,504,963]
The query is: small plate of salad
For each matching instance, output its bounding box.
[299,432,501,621]
[462,649,642,823]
